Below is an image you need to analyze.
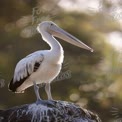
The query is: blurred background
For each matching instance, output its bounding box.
[0,0,122,121]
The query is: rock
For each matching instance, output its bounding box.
[0,100,101,122]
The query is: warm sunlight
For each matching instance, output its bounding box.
[107,32,122,52]
[58,0,101,12]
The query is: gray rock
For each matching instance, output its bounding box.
[0,100,101,122]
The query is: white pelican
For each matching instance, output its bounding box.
[9,21,93,104]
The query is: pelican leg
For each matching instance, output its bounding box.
[45,83,53,100]
[33,81,41,101]
[33,82,55,106]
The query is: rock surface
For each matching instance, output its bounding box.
[0,100,101,122]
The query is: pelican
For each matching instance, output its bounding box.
[9,21,93,104]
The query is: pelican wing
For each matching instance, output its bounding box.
[9,51,44,92]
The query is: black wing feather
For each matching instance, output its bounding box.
[8,65,30,92]
[33,61,42,72]
[9,76,29,92]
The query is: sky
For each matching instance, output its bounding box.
[58,0,122,52]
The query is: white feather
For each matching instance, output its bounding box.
[13,51,44,83]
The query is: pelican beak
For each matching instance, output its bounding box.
[51,26,93,52]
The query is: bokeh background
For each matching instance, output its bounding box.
[0,0,122,121]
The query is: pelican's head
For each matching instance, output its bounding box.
[37,21,56,32]
[37,21,93,52]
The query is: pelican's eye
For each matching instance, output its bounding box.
[50,23,53,26]
[49,23,53,29]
